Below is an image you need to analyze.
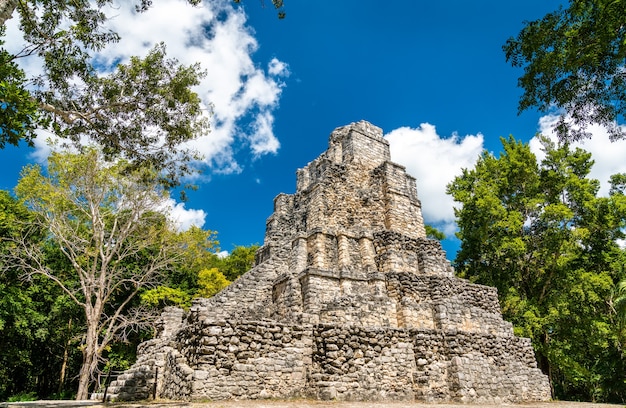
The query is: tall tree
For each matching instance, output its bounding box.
[1,0,287,184]
[504,0,626,142]
[4,148,184,399]
[447,137,626,402]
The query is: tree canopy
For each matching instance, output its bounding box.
[447,137,626,401]
[1,0,209,187]
[504,0,626,142]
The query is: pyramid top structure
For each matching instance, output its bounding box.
[195,120,456,326]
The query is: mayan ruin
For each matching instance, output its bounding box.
[99,121,552,403]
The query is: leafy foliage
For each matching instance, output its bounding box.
[504,0,626,141]
[217,244,259,281]
[196,267,230,298]
[1,0,209,187]
[40,43,210,187]
[140,242,259,308]
[425,224,446,241]
[0,191,83,401]
[0,28,41,148]
[448,137,626,402]
[615,278,626,339]
[169,226,220,290]
[0,181,259,399]
[141,286,193,309]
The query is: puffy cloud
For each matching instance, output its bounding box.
[531,114,626,196]
[384,124,483,234]
[163,198,207,232]
[384,116,626,239]
[249,111,280,156]
[268,58,290,77]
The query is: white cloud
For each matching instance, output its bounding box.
[163,198,207,231]
[531,114,626,196]
[6,0,287,174]
[384,124,484,234]
[29,130,57,164]
[249,111,280,156]
[268,58,290,77]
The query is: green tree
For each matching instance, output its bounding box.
[141,286,193,309]
[218,244,259,281]
[5,148,185,399]
[1,0,287,185]
[425,224,446,241]
[141,242,259,308]
[141,225,220,309]
[447,136,626,402]
[1,0,208,186]
[171,226,220,290]
[0,27,40,148]
[196,267,230,298]
[504,0,626,142]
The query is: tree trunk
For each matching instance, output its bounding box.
[76,324,99,400]
[76,353,92,399]
[0,0,18,27]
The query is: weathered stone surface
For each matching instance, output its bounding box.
[96,121,551,403]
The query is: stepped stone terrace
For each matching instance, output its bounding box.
[97,121,551,403]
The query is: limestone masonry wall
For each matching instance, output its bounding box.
[99,121,551,403]
[176,320,312,400]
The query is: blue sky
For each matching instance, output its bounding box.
[4,0,626,259]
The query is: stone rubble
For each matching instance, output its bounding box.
[95,121,551,403]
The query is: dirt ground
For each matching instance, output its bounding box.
[120,401,626,408]
[3,400,626,408]
[131,401,624,408]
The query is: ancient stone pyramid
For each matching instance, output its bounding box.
[102,121,551,403]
